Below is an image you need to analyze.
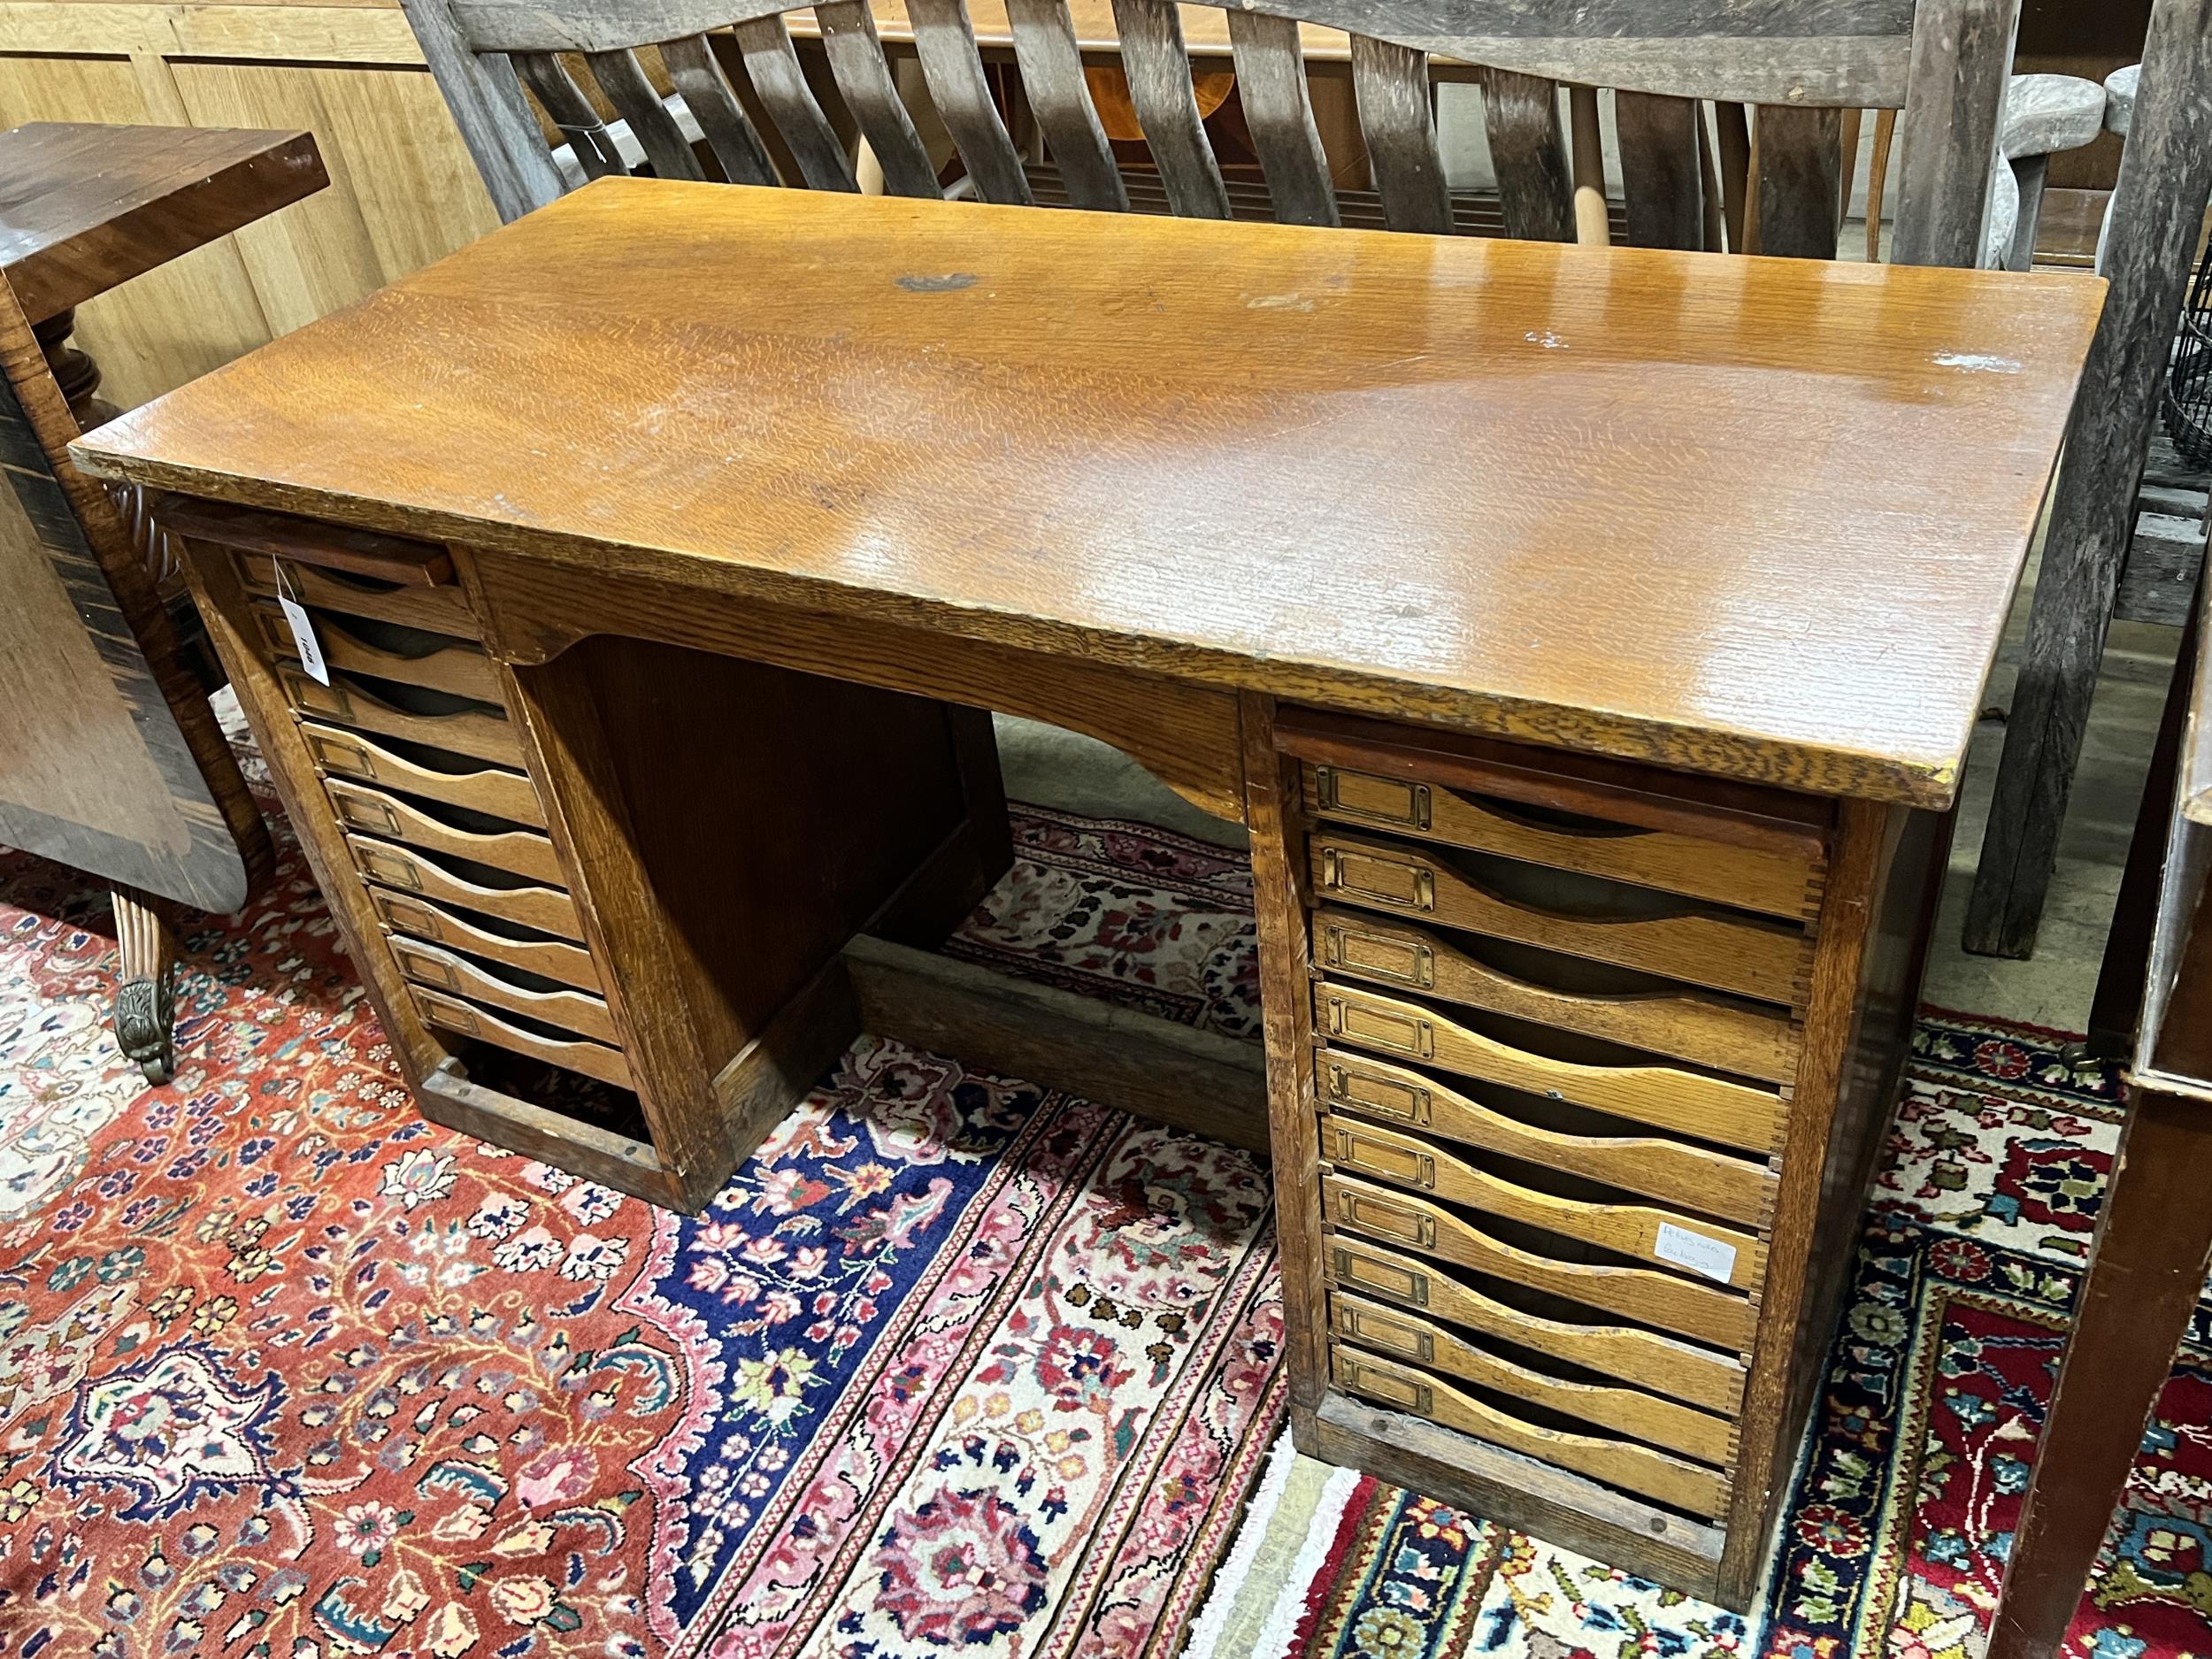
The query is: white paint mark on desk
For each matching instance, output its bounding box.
[1525,330,1568,349]
[1932,350,2021,373]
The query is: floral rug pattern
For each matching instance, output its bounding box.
[0,786,1284,1659]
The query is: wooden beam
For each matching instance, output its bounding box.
[841,933,1270,1153]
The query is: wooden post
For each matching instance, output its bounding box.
[1983,1071,2212,1658]
[1965,0,2212,957]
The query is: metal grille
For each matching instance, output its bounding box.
[2165,235,2212,467]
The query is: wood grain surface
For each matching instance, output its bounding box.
[0,121,325,323]
[74,180,2102,806]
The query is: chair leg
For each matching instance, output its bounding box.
[112,887,176,1084]
[1984,1077,2212,1659]
[2008,152,2050,271]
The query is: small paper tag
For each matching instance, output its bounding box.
[1654,1221,1738,1285]
[274,562,330,687]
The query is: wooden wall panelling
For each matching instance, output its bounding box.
[172,60,502,333]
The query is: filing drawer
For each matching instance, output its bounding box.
[1319,1049,1777,1228]
[371,888,601,993]
[280,666,520,768]
[1311,828,1813,1005]
[234,548,481,638]
[1329,1293,1735,1465]
[302,722,546,828]
[326,777,565,887]
[1325,1171,1755,1352]
[251,603,504,703]
[413,988,634,1090]
[1321,1111,1767,1288]
[1316,908,1799,1085]
[389,934,618,1046]
[1303,762,1824,921]
[1315,979,1786,1154]
[349,834,584,941]
[1331,1343,1730,1517]
[1326,1233,1747,1414]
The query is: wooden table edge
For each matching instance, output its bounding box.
[73,442,1971,814]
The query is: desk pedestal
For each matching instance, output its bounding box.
[161,496,1936,1607]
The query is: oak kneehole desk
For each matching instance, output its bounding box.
[73,177,2101,1606]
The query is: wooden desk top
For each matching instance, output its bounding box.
[0,122,325,325]
[73,179,2102,808]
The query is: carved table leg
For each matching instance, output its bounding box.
[112,887,177,1084]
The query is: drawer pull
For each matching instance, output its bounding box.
[391,939,463,992]
[349,835,584,942]
[1324,1060,1432,1126]
[1315,766,1432,832]
[1322,990,1434,1059]
[1329,1123,1435,1190]
[414,989,632,1091]
[1331,1185,1435,1249]
[1319,846,1435,914]
[1332,1298,1435,1363]
[331,789,403,837]
[1336,1348,1433,1415]
[1321,919,1434,989]
[1333,1244,1432,1307]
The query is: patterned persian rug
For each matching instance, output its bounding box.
[1205,1015,2212,1659]
[0,780,1282,1658]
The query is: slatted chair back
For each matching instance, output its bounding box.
[402,0,2016,269]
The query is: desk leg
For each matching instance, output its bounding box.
[1241,692,1327,1439]
[111,886,176,1084]
[1985,1079,2212,1659]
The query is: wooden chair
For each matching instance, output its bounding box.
[400,0,2020,271]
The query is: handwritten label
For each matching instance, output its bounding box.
[1654,1221,1738,1286]
[274,562,329,687]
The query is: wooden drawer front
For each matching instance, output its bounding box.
[371,889,600,993]
[1322,1112,1766,1290]
[235,549,481,638]
[1316,982,1785,1155]
[1306,764,1823,921]
[1317,909,1799,1085]
[326,779,565,887]
[302,722,544,828]
[251,603,503,704]
[1328,1235,1747,1414]
[280,667,521,769]
[1311,830,1811,1005]
[391,935,618,1046]
[1322,1050,1775,1228]
[350,835,584,942]
[413,987,633,1090]
[1325,1173,1755,1352]
[1331,1344,1730,1518]
[1330,1294,1734,1466]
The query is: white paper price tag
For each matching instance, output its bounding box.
[273,561,330,687]
[1654,1221,1738,1285]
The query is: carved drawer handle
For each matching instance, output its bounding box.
[1319,847,1437,913]
[1315,767,1432,831]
